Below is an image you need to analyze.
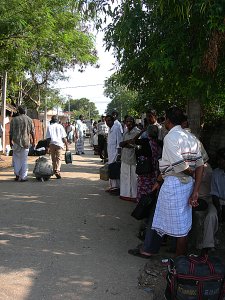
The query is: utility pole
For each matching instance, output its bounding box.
[1,72,7,154]
[44,83,48,136]
[68,98,70,122]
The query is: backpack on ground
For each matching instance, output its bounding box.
[165,254,225,300]
[33,156,53,181]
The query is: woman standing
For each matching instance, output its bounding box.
[119,116,140,202]
[136,125,161,202]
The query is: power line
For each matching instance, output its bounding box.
[58,83,104,89]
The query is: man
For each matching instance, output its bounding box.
[105,115,123,193]
[130,107,204,257]
[75,115,85,155]
[97,116,108,162]
[10,106,35,182]
[46,115,69,179]
[112,111,123,134]
[211,148,225,223]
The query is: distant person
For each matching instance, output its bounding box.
[10,106,35,182]
[105,115,123,193]
[75,115,86,155]
[112,110,123,134]
[97,116,108,162]
[46,115,69,179]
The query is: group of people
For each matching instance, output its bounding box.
[100,108,224,258]
[8,105,224,257]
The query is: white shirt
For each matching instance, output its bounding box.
[107,124,123,163]
[76,120,85,137]
[159,125,203,183]
[46,123,67,148]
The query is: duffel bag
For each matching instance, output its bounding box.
[165,254,225,300]
[33,156,53,181]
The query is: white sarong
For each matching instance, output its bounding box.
[152,176,194,237]
[12,146,29,180]
[120,162,137,201]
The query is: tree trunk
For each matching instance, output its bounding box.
[187,99,201,138]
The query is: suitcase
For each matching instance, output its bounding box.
[99,164,109,181]
[65,151,73,164]
[165,254,225,300]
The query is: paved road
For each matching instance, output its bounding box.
[0,142,151,300]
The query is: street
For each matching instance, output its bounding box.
[0,141,151,300]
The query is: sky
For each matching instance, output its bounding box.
[54,32,116,115]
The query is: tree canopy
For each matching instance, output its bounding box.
[80,0,225,120]
[64,97,99,120]
[0,0,98,111]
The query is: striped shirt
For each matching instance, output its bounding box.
[159,125,203,183]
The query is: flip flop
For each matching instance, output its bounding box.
[128,248,152,259]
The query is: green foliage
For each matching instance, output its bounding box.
[0,0,98,110]
[64,97,99,120]
[104,73,140,119]
[83,0,225,119]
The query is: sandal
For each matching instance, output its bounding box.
[128,248,152,259]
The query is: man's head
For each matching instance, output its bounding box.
[17,106,27,115]
[79,115,84,121]
[165,107,185,130]
[216,148,225,170]
[51,115,58,124]
[112,111,119,121]
[125,116,135,131]
[146,109,157,125]
[105,115,114,128]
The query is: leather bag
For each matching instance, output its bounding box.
[136,156,152,175]
[131,193,156,220]
[108,161,121,179]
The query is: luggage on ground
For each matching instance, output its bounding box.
[165,254,225,300]
[65,151,73,164]
[99,164,109,181]
[33,156,53,181]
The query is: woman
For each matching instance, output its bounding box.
[135,124,161,202]
[119,116,140,202]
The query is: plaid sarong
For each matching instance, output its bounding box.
[152,176,194,237]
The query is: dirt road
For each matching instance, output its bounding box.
[0,142,152,300]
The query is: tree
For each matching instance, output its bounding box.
[0,0,98,110]
[79,0,225,129]
[104,73,139,119]
[64,97,99,120]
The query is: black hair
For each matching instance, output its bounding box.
[146,109,157,117]
[105,115,114,122]
[18,106,26,115]
[51,115,58,124]
[165,107,185,125]
[112,111,118,117]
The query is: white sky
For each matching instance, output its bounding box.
[54,31,116,115]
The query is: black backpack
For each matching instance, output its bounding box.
[165,254,225,300]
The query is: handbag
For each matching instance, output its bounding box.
[65,151,73,164]
[136,156,152,175]
[108,161,121,179]
[165,254,225,300]
[131,193,156,220]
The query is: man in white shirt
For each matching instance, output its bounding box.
[75,115,86,155]
[46,115,69,179]
[105,115,123,192]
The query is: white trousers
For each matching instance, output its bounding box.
[13,148,29,180]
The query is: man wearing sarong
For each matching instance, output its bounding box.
[119,116,140,202]
[128,110,205,258]
[105,115,123,193]
[10,106,35,182]
[151,107,204,256]
[75,115,85,155]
